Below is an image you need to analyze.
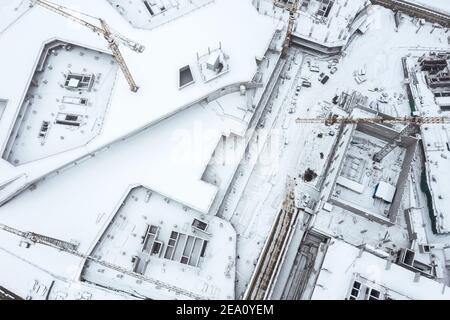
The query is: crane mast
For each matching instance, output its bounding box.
[31,0,143,92]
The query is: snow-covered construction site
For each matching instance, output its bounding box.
[1,0,450,302]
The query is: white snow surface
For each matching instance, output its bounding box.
[312,239,450,300]
[0,0,274,146]
[406,0,450,15]
[0,0,278,206]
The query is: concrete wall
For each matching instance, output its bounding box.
[324,114,417,226]
[205,81,262,104]
[330,196,394,226]
[388,136,418,222]
[357,122,402,142]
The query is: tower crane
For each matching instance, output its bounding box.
[372,123,417,162]
[30,0,145,92]
[296,115,450,162]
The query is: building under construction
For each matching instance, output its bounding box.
[319,105,418,226]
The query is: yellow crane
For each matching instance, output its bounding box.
[30,0,145,92]
[297,115,450,161]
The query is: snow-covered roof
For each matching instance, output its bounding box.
[436,96,450,107]
[312,239,450,300]
[0,0,281,299]
[374,181,396,203]
[0,0,279,209]
[0,98,245,251]
[404,55,450,233]
[81,186,237,300]
[293,0,367,48]
[0,0,275,149]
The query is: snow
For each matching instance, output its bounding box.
[312,239,450,300]
[406,0,450,15]
[1,0,450,300]
[228,4,450,299]
[0,232,134,300]
[436,96,450,107]
[294,0,367,48]
[374,181,396,203]
[107,0,214,30]
[330,125,407,219]
[336,176,364,194]
[5,42,118,165]
[0,100,241,248]
[0,0,32,34]
[0,0,278,204]
[404,55,450,233]
[81,186,236,299]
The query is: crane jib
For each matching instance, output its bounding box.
[32,0,144,93]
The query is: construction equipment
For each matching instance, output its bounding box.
[0,222,202,299]
[281,0,300,57]
[31,0,144,92]
[372,123,417,162]
[296,115,450,162]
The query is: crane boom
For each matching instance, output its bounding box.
[31,0,102,34]
[31,0,143,92]
[373,123,417,162]
[99,19,139,92]
[297,115,448,161]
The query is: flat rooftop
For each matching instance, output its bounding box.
[311,239,450,300]
[0,92,250,253]
[294,0,367,48]
[0,231,135,300]
[81,186,236,299]
[0,0,277,154]
[3,40,118,165]
[107,0,214,30]
[405,54,450,233]
[0,92,249,299]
